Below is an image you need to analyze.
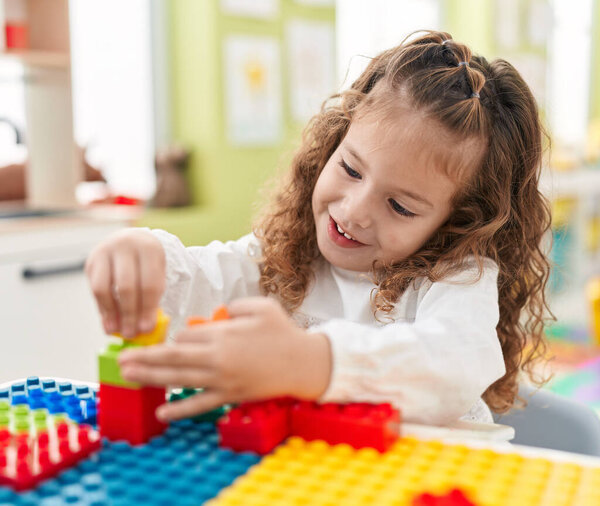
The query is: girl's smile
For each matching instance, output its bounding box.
[327,216,366,248]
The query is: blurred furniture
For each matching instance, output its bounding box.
[1,0,78,207]
[0,210,133,383]
[493,383,600,456]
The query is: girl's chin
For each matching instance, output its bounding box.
[319,246,372,272]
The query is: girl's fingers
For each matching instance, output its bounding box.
[119,343,213,368]
[86,253,119,334]
[120,363,213,388]
[174,326,219,343]
[155,390,224,422]
[112,250,140,338]
[138,250,165,334]
[227,296,280,318]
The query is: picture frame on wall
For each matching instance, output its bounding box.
[223,35,283,146]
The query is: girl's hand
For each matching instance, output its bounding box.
[118,297,332,421]
[85,229,166,338]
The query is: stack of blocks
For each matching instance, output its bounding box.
[97,309,170,445]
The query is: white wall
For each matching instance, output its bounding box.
[336,0,441,89]
[69,0,156,198]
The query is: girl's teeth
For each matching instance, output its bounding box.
[336,223,355,241]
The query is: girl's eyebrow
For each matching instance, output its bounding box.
[345,145,434,209]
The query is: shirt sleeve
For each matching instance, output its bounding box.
[309,261,506,425]
[149,229,262,336]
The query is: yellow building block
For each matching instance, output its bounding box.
[111,308,170,346]
[207,436,600,506]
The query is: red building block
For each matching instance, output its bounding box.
[217,398,294,454]
[290,401,400,452]
[98,383,167,445]
[0,424,101,491]
[412,488,477,506]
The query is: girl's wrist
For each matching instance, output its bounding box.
[287,331,332,400]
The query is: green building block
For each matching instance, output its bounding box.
[168,388,228,423]
[98,341,141,388]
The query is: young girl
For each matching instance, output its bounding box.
[85,31,551,426]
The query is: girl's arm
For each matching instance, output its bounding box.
[310,262,506,425]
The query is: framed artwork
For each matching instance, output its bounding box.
[224,35,282,145]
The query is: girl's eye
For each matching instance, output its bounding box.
[389,199,416,218]
[339,160,361,179]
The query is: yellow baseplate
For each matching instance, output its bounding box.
[208,436,600,506]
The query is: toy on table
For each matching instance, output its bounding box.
[3,373,600,505]
[208,435,600,506]
[217,397,401,455]
[0,378,101,491]
[97,308,170,445]
[412,488,477,506]
[0,378,259,504]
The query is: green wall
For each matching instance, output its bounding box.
[138,0,335,246]
[442,0,494,55]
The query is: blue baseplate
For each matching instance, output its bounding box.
[0,377,260,506]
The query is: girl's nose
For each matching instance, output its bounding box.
[342,189,373,229]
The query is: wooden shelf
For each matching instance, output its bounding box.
[0,49,70,68]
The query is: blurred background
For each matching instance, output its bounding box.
[2,0,600,407]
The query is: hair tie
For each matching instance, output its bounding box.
[458,61,469,67]
[471,92,480,99]
[441,39,450,45]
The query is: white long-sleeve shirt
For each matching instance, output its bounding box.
[151,229,506,425]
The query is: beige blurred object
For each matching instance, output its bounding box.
[0,145,105,202]
[151,145,191,208]
[0,163,26,201]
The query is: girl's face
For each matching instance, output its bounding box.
[312,106,471,272]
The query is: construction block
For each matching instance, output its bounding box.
[217,398,294,454]
[0,400,101,491]
[412,488,478,506]
[98,383,167,445]
[188,316,208,326]
[290,401,400,452]
[111,308,170,345]
[98,341,140,388]
[188,305,230,327]
[169,388,228,423]
[211,305,230,321]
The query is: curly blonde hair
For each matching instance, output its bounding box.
[255,31,552,413]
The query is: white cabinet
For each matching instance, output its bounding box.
[0,218,125,383]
